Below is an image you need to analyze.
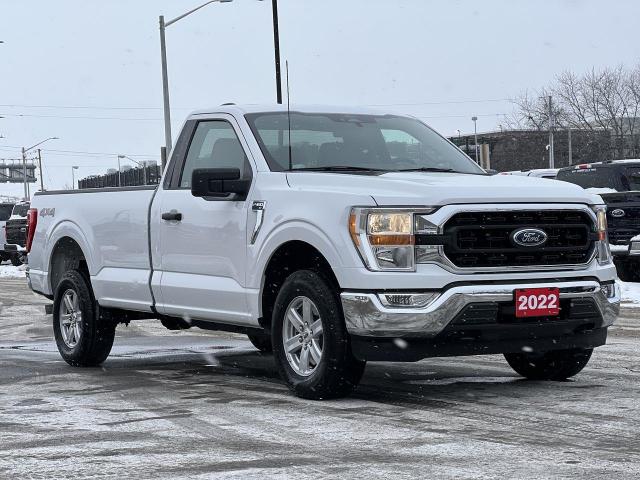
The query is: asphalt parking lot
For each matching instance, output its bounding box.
[1,276,639,479]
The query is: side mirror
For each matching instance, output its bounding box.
[191,168,251,199]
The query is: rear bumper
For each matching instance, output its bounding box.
[340,279,620,339]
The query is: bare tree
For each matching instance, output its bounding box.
[508,64,640,158]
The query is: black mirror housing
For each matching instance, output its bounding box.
[191,168,251,199]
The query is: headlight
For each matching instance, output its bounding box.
[349,208,434,271]
[593,206,612,265]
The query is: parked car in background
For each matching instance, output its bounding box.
[501,168,559,179]
[3,201,30,266]
[0,201,16,264]
[557,160,640,281]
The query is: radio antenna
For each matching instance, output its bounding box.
[286,60,293,171]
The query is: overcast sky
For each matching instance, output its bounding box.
[1,0,639,195]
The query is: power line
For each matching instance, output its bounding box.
[0,145,158,159]
[366,98,511,107]
[0,112,163,121]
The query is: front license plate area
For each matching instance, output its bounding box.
[514,288,560,318]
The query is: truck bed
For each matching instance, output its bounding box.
[28,186,157,310]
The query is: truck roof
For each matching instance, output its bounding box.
[189,103,396,118]
[560,159,640,171]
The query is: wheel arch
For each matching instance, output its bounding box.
[49,235,90,294]
[258,239,340,329]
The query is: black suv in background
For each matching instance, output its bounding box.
[557,160,640,281]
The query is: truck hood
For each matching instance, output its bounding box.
[286,171,601,206]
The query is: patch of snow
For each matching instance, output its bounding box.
[610,244,629,254]
[585,187,618,195]
[0,264,26,278]
[619,279,640,307]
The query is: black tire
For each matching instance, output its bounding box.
[272,270,365,400]
[53,270,116,367]
[504,348,593,380]
[10,254,23,266]
[247,332,272,353]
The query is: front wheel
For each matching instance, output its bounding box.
[504,348,593,380]
[272,270,365,400]
[53,270,116,367]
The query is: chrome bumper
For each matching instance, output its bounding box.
[341,280,620,338]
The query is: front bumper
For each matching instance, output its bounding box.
[341,280,620,338]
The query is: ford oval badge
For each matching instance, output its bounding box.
[512,228,548,247]
[611,209,625,218]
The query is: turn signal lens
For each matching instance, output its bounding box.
[596,208,607,241]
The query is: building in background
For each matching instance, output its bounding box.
[450,129,612,172]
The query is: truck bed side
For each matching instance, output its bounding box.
[29,186,156,312]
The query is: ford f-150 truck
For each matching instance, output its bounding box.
[26,105,620,399]
[557,160,640,281]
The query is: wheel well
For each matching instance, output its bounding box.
[260,241,339,329]
[50,237,89,293]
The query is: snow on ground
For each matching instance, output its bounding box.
[0,264,26,278]
[619,279,640,306]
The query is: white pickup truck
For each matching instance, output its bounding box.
[26,104,620,399]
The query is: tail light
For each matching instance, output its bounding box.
[26,208,38,253]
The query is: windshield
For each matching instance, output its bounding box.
[11,204,29,217]
[0,204,13,221]
[622,167,640,191]
[556,167,622,190]
[245,112,484,174]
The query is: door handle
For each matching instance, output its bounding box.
[161,210,182,222]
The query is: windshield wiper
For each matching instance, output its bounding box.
[290,166,388,172]
[393,167,458,173]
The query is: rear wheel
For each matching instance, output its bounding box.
[272,270,365,399]
[10,254,23,266]
[53,270,116,367]
[504,348,593,380]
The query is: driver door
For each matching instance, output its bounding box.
[155,115,254,325]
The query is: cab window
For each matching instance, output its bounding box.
[179,120,249,189]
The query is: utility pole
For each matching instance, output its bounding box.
[472,116,479,164]
[159,15,172,156]
[548,95,555,168]
[271,0,282,104]
[21,147,28,200]
[567,127,573,165]
[117,155,122,187]
[37,149,44,191]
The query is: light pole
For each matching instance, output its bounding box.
[471,116,479,164]
[21,137,59,199]
[547,95,555,168]
[159,0,282,160]
[71,166,79,190]
[159,0,234,158]
[119,155,147,185]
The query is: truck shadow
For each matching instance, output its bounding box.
[107,342,602,408]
